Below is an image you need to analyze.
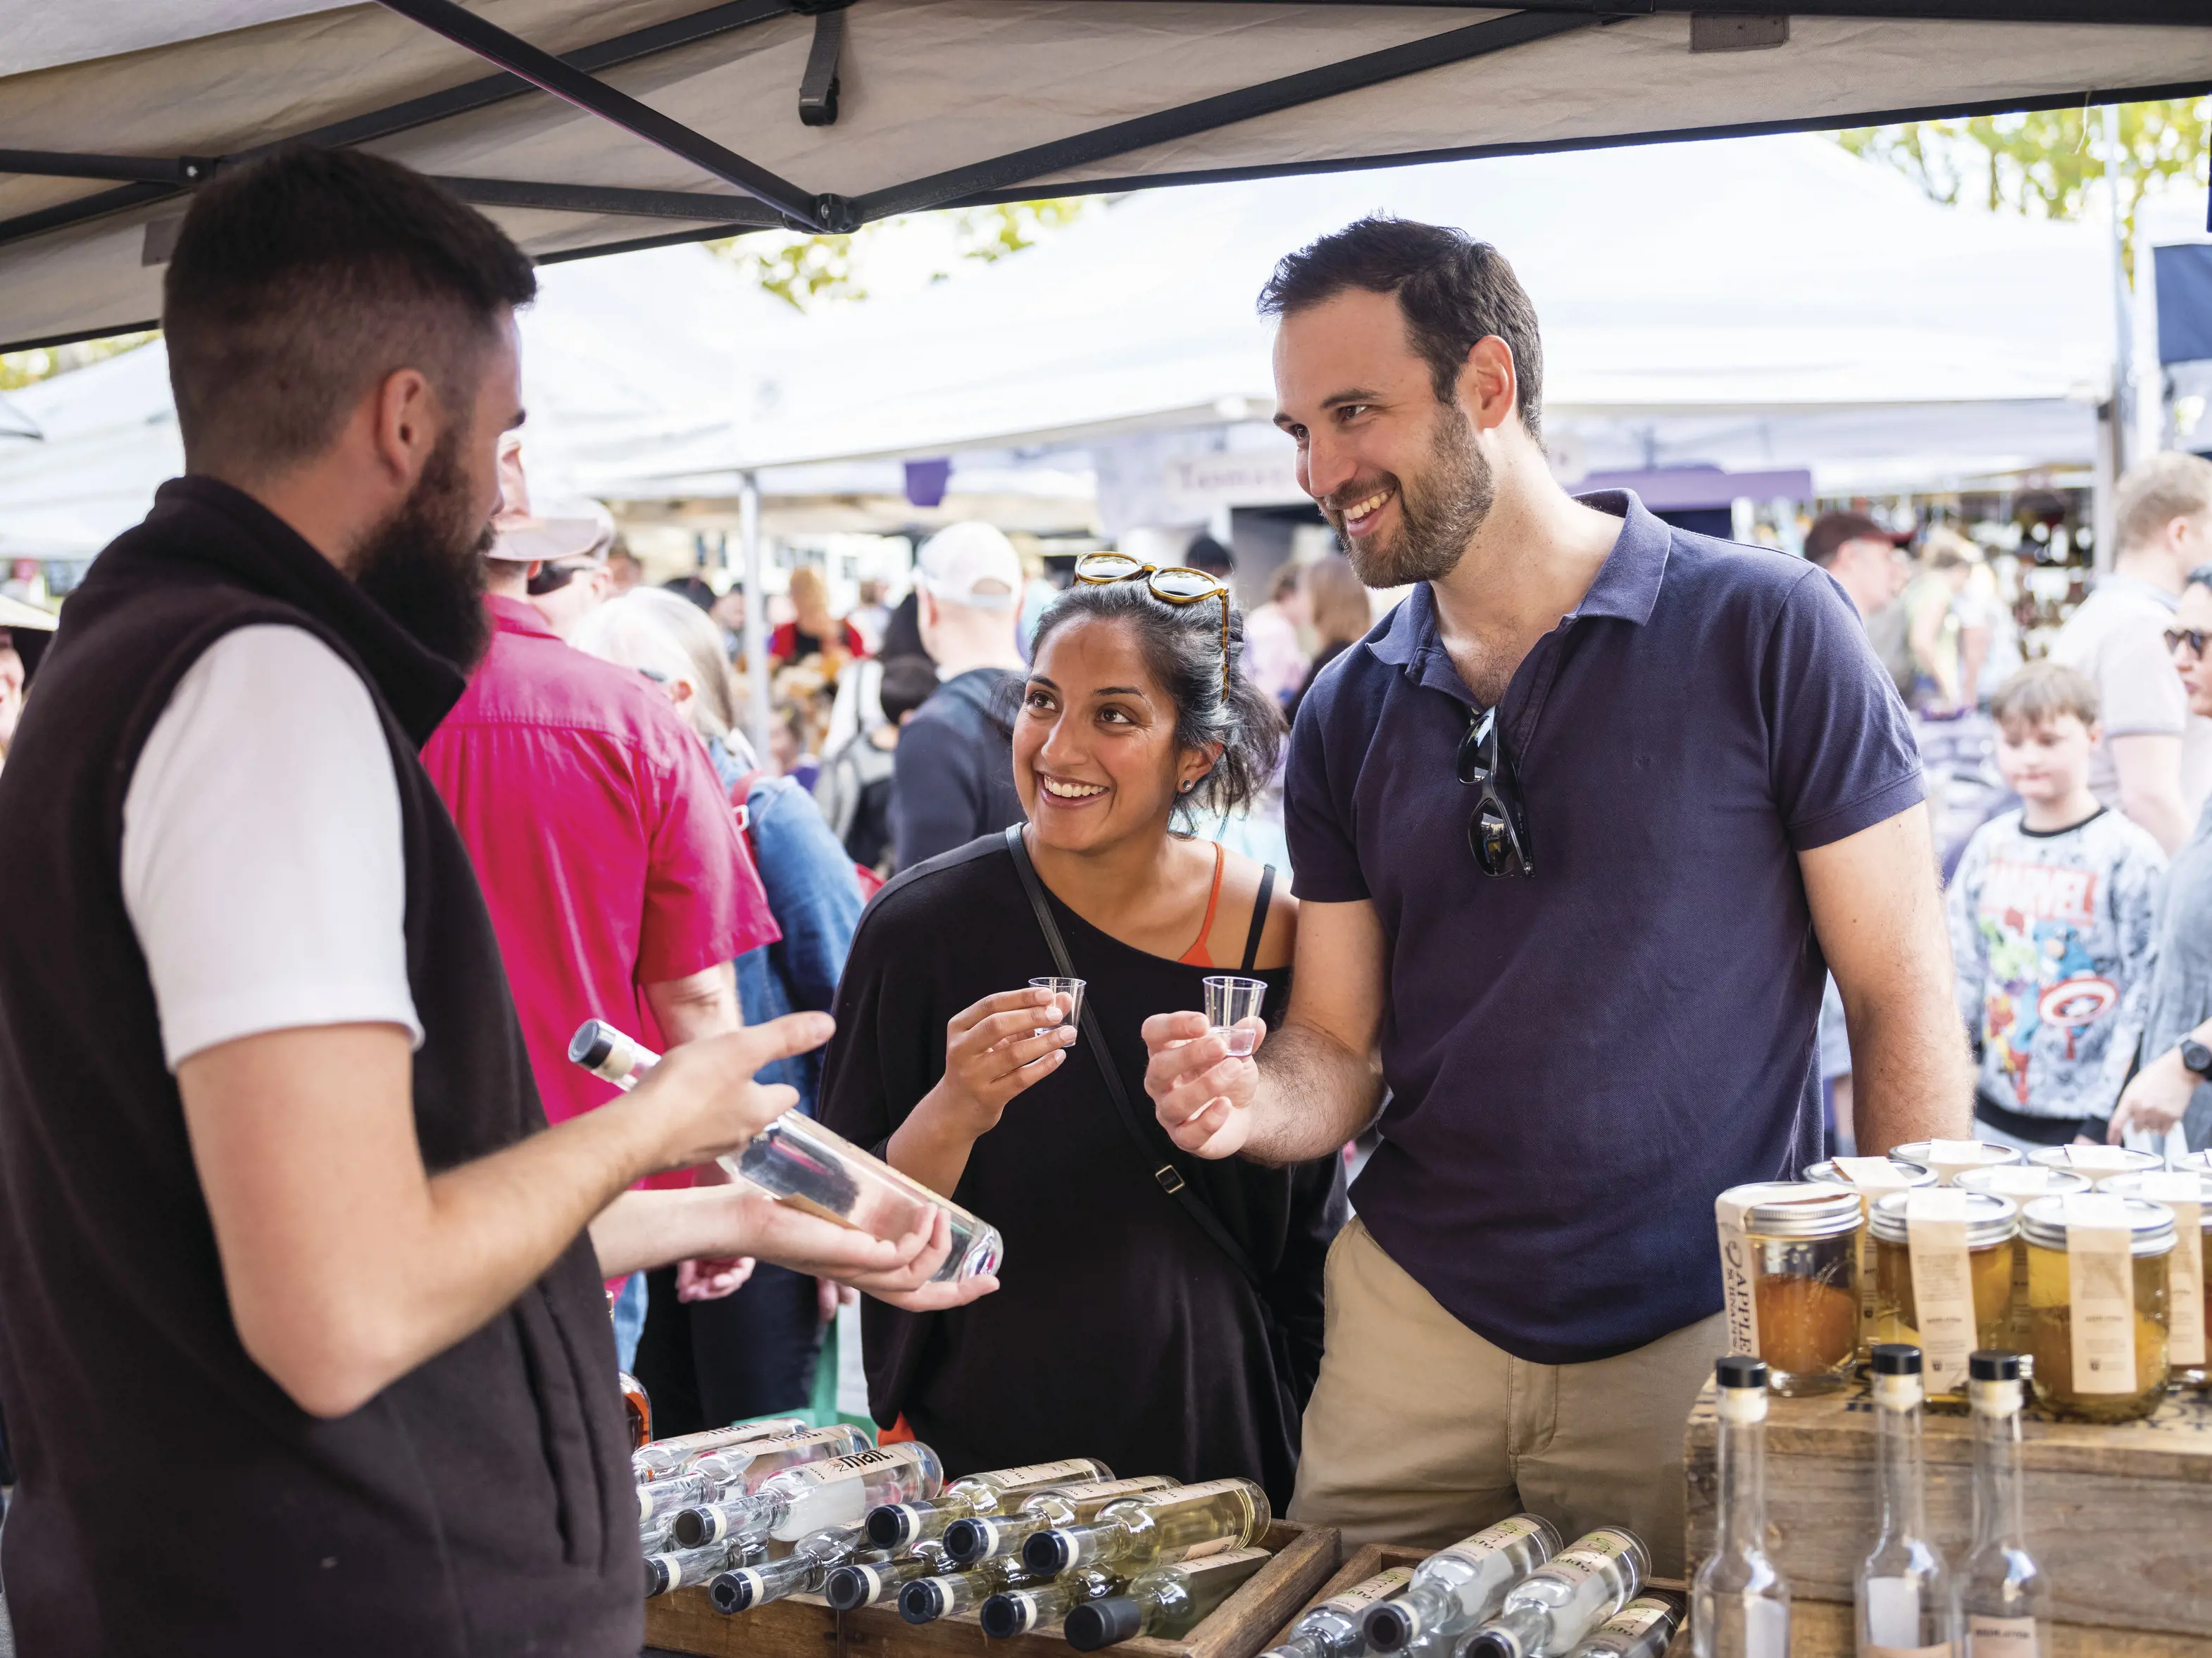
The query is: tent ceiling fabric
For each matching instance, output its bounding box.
[0,1,2208,350]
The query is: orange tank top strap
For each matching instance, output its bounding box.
[1177,841,1227,967]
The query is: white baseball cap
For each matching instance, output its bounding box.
[488,436,616,565]
[916,521,1021,610]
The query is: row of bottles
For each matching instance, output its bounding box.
[1692,1348,2047,1658]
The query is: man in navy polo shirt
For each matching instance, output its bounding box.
[1142,218,1969,1571]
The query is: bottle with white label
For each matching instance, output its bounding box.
[656,1423,870,1518]
[1854,1344,1957,1658]
[1021,1477,1271,1574]
[633,1415,812,1483]
[1363,1516,1561,1652]
[1064,1547,1274,1650]
[821,1540,951,1612]
[944,1475,1178,1565]
[1567,1593,1686,1658]
[1692,1356,1790,1658]
[1266,1566,1416,1658]
[570,1018,1003,1282]
[708,1523,874,1613]
[980,1567,1122,1638]
[1959,1352,2048,1658]
[866,1456,1114,1548]
[673,1441,944,1547]
[645,1536,763,1597]
[898,1556,1035,1624]
[1460,1528,1649,1658]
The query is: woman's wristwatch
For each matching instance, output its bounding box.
[2183,1038,2212,1081]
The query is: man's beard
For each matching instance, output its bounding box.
[353,433,496,672]
[1323,401,1494,589]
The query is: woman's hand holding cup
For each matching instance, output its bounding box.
[918,986,1079,1143]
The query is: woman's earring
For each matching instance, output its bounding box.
[1178,779,1196,795]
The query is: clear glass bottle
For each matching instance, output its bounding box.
[571,1019,1004,1284]
[1568,1593,1685,1658]
[1363,1516,1561,1652]
[646,1536,762,1597]
[1064,1547,1274,1651]
[823,1540,951,1611]
[673,1424,870,1505]
[708,1523,874,1613]
[632,1415,812,1483]
[944,1475,1177,1566]
[1854,1344,1956,1658]
[1959,1352,2049,1658]
[867,1456,1113,1548]
[899,1557,1033,1624]
[981,1567,1122,1638]
[1692,1356,1790,1658]
[1023,1477,1271,1574]
[1461,1528,1649,1658]
[1264,1566,1416,1658]
[674,1441,944,1547]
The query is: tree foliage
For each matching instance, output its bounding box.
[1835,96,2208,277]
[0,329,158,391]
[712,197,1091,310]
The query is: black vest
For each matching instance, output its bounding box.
[0,479,636,1655]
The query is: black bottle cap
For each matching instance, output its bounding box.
[824,1566,870,1612]
[1364,1602,1416,1652]
[1066,1597,1145,1652]
[1464,1634,1514,1658]
[1714,1354,1768,1390]
[942,1518,987,1564]
[1871,1343,1923,1376]
[980,1593,1034,1640]
[644,1558,670,1597]
[568,1020,613,1069]
[1023,1529,1075,1573]
[1969,1350,2022,1382]
[670,1508,712,1549]
[713,1569,756,1614]
[866,1505,916,1549]
[899,1579,946,1624]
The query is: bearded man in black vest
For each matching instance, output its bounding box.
[0,148,990,1657]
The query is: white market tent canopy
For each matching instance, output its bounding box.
[1,1,2210,352]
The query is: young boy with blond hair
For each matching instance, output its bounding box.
[1948,661,2168,1148]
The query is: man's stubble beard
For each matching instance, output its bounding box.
[352,429,496,672]
[1332,401,1495,589]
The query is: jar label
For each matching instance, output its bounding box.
[2139,1174,2204,1367]
[1967,1614,2039,1658]
[2063,1145,2135,1173]
[1906,1188,1976,1393]
[1716,1198,1763,1359]
[2066,1194,2139,1394]
[1320,1569,1415,1615]
[1835,1157,1912,1189]
[1926,1138,1994,1183]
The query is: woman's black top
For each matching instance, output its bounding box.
[818,836,1346,1507]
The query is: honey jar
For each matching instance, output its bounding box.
[2104,1170,2212,1390]
[1956,1165,2092,1360]
[2020,1193,2174,1421]
[1887,1140,2023,1186]
[2025,1144,2163,1187]
[1714,1183,1862,1394]
[1808,1157,1935,1360]
[1866,1189,2018,1401]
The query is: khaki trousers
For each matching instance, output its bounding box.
[1287,1217,1723,1578]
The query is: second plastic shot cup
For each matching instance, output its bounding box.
[1203,975,1268,1055]
[1028,977,1085,1034]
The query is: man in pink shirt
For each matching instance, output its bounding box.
[423,444,779,1366]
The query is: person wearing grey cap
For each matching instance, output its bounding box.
[894,522,1032,869]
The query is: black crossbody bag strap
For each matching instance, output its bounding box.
[1001,824,1270,1299]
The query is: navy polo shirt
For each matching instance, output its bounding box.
[1285,492,1923,1364]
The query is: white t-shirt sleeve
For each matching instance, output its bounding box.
[121,624,423,1071]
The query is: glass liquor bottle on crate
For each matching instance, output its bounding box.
[1568,1593,1685,1658]
[982,1568,1125,1638]
[632,1415,811,1483]
[942,1474,1175,1565]
[1064,1548,1275,1651]
[708,1522,875,1612]
[1364,1515,1560,1652]
[645,1535,763,1597]
[1854,1345,1957,1658]
[640,1423,869,1524]
[673,1441,943,1547]
[1692,1356,1791,1658]
[1022,1477,1271,1574]
[1461,1527,1649,1658]
[899,1556,1034,1624]
[866,1455,1115,1547]
[1959,1351,2049,1658]
[1263,1566,1415,1658]
[823,1543,952,1612]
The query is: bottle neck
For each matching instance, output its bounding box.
[1875,1391,1928,1543]
[1970,1390,2027,1550]
[1489,1600,1549,1658]
[1714,1402,1768,1553]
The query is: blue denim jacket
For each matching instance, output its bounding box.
[710,738,863,1115]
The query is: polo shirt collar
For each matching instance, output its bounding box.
[2094,572,2180,613]
[489,593,562,639]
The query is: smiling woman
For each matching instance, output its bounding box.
[817,572,1344,1504]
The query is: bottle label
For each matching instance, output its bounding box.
[2066,1194,2139,1394]
[1173,1535,1239,1563]
[1556,1530,1634,1572]
[1058,1476,1173,1505]
[1864,1575,1940,1652]
[1168,1478,1256,1502]
[992,1458,1099,1488]
[846,1564,888,1604]
[1905,1188,1976,1393]
[785,1447,897,1486]
[1599,1599,1673,1639]
[1320,1568,1415,1615]
[1865,1646,1951,1658]
[2140,1174,2205,1367]
[1455,1514,1544,1555]
[1744,1598,1789,1658]
[1967,1614,2039,1658]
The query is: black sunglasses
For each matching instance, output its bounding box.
[2168,627,2208,658]
[1456,705,1535,878]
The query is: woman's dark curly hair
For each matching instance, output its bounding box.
[1016,574,1285,829]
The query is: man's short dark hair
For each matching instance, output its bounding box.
[1803,511,1899,569]
[163,146,537,477]
[877,655,941,725]
[1257,216,1544,439]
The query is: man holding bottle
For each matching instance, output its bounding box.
[1142,218,1970,1573]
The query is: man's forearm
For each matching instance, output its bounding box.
[1838,991,1972,1154]
[646,960,742,1044]
[1242,1022,1385,1166]
[2120,784,2191,858]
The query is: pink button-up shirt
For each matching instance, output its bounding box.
[424,597,777,1179]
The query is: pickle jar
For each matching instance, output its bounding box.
[1957,1165,2092,1361]
[2019,1194,2175,1421]
[2104,1171,2212,1390]
[1888,1140,2023,1186]
[1866,1190,2019,1402]
[1715,1183,1863,1395]
[2025,1144,2163,1187]
[1807,1159,1937,1361]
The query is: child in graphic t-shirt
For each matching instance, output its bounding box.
[1947,662,2168,1150]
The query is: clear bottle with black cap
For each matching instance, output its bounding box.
[1457,1527,1649,1658]
[866,1457,1114,1550]
[981,1567,1124,1638]
[569,1017,1002,1282]
[1960,1350,2048,1658]
[706,1523,877,1614]
[898,1557,1035,1624]
[650,1423,870,1523]
[673,1441,943,1547]
[1854,1343,1957,1658]
[1692,1356,1791,1658]
[645,1535,763,1597]
[632,1415,812,1483]
[943,1475,1176,1566]
[822,1542,953,1612]
[1566,1593,1686,1658]
[1063,1548,1275,1650]
[1263,1566,1416,1658]
[1023,1478,1270,1575]
[1363,1516,1560,1653]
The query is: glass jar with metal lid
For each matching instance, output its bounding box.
[1866,1191,2019,1401]
[2020,1194,2174,1421]
[1807,1159,1937,1361]
[2177,1150,2212,1178]
[1956,1166,2092,1359]
[1714,1183,1863,1394]
[2104,1171,2212,1389]
[1887,1141,2023,1186]
[2025,1145,2162,1187]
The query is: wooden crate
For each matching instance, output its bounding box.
[646,1519,1340,1658]
[1683,1380,2212,1654]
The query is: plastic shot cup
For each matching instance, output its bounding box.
[1203,975,1268,1055]
[1028,977,1085,1034]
